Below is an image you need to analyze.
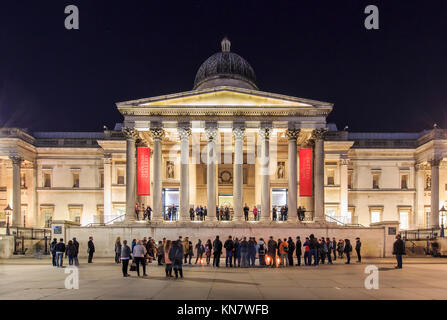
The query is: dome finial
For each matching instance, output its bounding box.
[221,37,231,52]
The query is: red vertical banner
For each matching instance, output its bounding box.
[299,148,313,197]
[137,147,151,196]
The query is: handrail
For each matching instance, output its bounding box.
[325,215,364,227]
[84,214,126,227]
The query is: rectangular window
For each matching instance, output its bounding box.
[371,210,381,224]
[399,210,409,230]
[42,208,53,228]
[72,172,80,188]
[401,174,408,189]
[43,173,51,188]
[69,207,82,224]
[117,168,125,185]
[327,169,335,186]
[372,173,380,189]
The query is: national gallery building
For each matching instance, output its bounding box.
[1,38,447,235]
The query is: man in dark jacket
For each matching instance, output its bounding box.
[243,204,250,221]
[233,238,241,267]
[332,237,337,261]
[267,236,277,267]
[50,238,57,267]
[287,237,295,267]
[240,237,249,267]
[393,234,405,269]
[295,236,302,266]
[213,236,223,267]
[87,236,95,263]
[72,237,80,266]
[169,240,184,278]
[355,237,362,263]
[224,236,234,267]
[55,238,66,267]
[308,234,318,266]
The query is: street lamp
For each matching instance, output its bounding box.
[440,206,447,238]
[4,204,12,235]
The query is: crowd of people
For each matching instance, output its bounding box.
[111,234,375,278]
[49,236,95,267]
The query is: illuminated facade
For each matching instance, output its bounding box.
[1,38,447,231]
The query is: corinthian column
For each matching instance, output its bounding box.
[258,128,271,221]
[286,129,300,221]
[430,158,441,228]
[178,126,191,221]
[9,155,23,227]
[312,128,327,223]
[233,126,245,221]
[205,126,218,221]
[150,127,165,221]
[123,128,138,222]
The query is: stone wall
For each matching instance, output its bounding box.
[64,222,397,259]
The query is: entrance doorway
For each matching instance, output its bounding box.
[218,194,233,208]
[272,188,288,208]
[162,188,179,221]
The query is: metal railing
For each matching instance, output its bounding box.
[84,214,126,227]
[402,228,440,241]
[325,215,364,227]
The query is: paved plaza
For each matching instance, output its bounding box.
[1,257,447,300]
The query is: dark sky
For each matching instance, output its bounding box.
[0,0,446,133]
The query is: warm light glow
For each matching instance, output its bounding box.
[139,90,312,107]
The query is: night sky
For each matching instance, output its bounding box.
[0,1,446,133]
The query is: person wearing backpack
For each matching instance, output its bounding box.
[50,238,57,267]
[287,237,295,267]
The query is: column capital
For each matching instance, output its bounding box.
[150,128,165,141]
[311,128,328,141]
[178,127,192,142]
[232,127,245,140]
[103,153,112,164]
[9,155,24,165]
[415,163,430,171]
[205,127,218,142]
[122,127,139,140]
[286,128,300,141]
[340,158,350,166]
[430,158,442,167]
[258,128,270,141]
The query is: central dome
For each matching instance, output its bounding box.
[193,38,258,90]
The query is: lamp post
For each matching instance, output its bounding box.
[440,206,447,238]
[4,204,12,235]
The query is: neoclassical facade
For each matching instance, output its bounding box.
[1,39,447,231]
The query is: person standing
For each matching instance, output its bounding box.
[146,206,152,220]
[240,237,249,267]
[393,234,405,269]
[344,239,352,264]
[87,236,95,263]
[164,240,173,277]
[332,237,337,261]
[170,240,184,279]
[212,236,222,267]
[233,238,241,267]
[55,238,66,267]
[224,236,234,267]
[182,237,190,264]
[303,237,310,266]
[194,239,204,264]
[243,204,250,221]
[216,205,219,220]
[50,238,57,267]
[133,240,148,277]
[295,236,302,266]
[272,206,277,221]
[203,206,207,221]
[308,234,318,266]
[66,240,76,266]
[72,237,79,266]
[258,238,266,266]
[355,237,362,263]
[205,239,212,265]
[190,207,195,221]
[135,203,140,220]
[121,240,131,277]
[337,239,344,259]
[248,237,257,267]
[287,237,295,267]
[279,238,289,267]
[253,206,258,221]
[188,240,194,264]
[326,237,333,265]
[157,241,164,265]
[267,236,277,267]
[115,237,122,264]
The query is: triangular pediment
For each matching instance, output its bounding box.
[116,86,332,109]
